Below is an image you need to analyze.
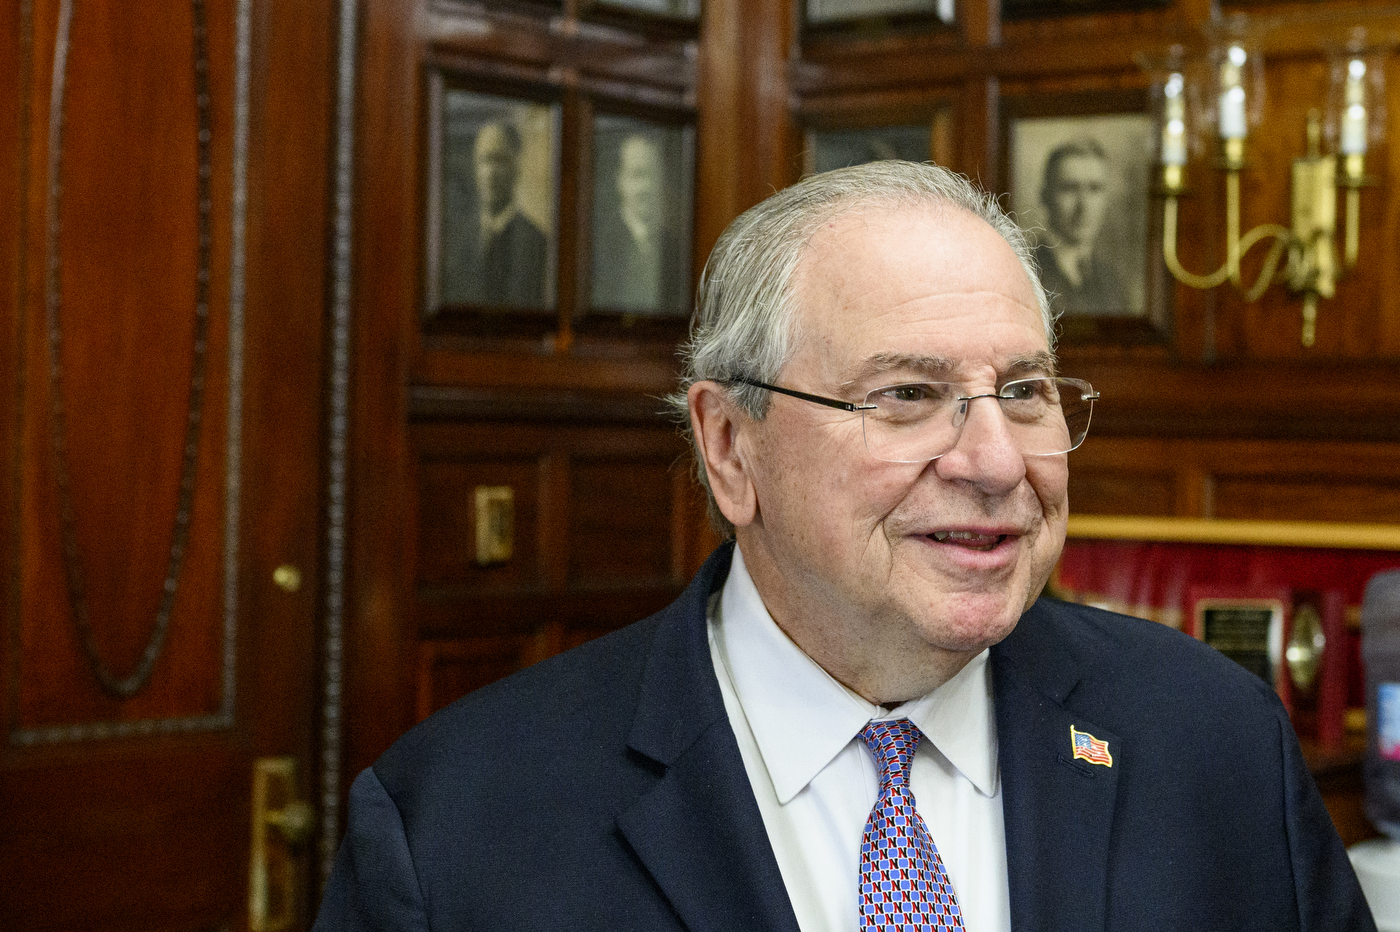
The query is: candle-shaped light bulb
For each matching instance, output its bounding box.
[1340,57,1368,155]
[1219,45,1249,139]
[1161,72,1188,166]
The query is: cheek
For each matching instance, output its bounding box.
[1026,457,1069,521]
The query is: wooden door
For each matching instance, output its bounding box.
[0,1,336,929]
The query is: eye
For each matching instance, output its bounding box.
[882,384,933,403]
[999,380,1044,402]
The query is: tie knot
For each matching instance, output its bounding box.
[859,718,922,789]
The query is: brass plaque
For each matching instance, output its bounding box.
[1196,598,1284,686]
[475,486,514,566]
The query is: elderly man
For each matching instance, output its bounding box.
[316,163,1373,931]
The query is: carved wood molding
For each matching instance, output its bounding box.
[12,0,252,746]
[409,384,676,425]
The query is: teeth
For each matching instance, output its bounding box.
[932,530,980,542]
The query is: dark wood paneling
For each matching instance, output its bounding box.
[1071,436,1400,521]
[404,412,705,709]
[344,0,422,787]
[569,457,675,585]
[18,0,230,731]
[1214,479,1400,524]
[1068,469,1177,516]
[417,455,544,588]
[417,636,551,721]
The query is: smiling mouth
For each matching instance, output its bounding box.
[929,530,1008,551]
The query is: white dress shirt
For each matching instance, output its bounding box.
[707,547,1011,932]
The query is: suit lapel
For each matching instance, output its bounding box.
[618,544,801,932]
[992,600,1121,932]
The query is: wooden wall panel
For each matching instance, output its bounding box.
[568,457,675,585]
[417,454,544,589]
[16,0,234,736]
[404,410,711,717]
[1213,479,1400,525]
[1068,469,1177,517]
[1071,436,1400,522]
[417,636,551,721]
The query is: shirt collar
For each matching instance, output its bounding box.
[481,203,519,238]
[621,210,653,248]
[716,546,999,804]
[1048,241,1092,287]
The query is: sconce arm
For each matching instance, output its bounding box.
[1163,196,1233,289]
[1236,221,1293,302]
[1163,196,1291,297]
[1344,187,1361,271]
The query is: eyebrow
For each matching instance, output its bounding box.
[1002,351,1060,378]
[838,350,1059,393]
[839,353,958,392]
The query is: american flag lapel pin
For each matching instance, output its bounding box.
[1070,725,1113,767]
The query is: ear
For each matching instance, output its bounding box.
[688,381,759,528]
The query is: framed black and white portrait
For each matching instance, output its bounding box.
[802,105,952,179]
[1002,0,1167,22]
[1006,97,1157,332]
[806,124,932,173]
[805,0,953,27]
[588,113,695,317]
[427,81,561,316]
[588,0,700,18]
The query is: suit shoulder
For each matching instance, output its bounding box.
[1024,597,1282,717]
[373,614,662,793]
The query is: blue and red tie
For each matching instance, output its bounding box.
[857,718,965,932]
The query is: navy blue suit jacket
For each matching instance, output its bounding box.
[315,544,1375,931]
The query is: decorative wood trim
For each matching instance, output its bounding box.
[1063,357,1400,443]
[1067,515,1400,550]
[409,385,673,424]
[425,2,697,102]
[12,0,252,746]
[5,0,36,748]
[318,0,360,891]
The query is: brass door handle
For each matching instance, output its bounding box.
[266,798,316,848]
[249,757,314,932]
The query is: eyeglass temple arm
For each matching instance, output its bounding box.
[728,376,877,412]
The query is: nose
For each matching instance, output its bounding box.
[932,394,1026,494]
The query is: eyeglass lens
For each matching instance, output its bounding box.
[859,377,1096,463]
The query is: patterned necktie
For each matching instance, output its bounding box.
[858,718,965,932]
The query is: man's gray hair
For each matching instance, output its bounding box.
[667,160,1055,537]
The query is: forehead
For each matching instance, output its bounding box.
[789,204,1046,378]
[475,126,514,156]
[619,137,660,167]
[1050,154,1107,184]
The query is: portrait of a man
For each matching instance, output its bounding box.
[590,116,693,315]
[1010,112,1152,319]
[1035,138,1127,317]
[438,91,557,311]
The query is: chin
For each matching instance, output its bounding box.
[912,591,1026,653]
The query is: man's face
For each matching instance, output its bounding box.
[474,124,520,216]
[1042,153,1109,247]
[734,206,1068,697]
[617,136,662,227]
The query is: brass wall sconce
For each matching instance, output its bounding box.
[1139,19,1390,347]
